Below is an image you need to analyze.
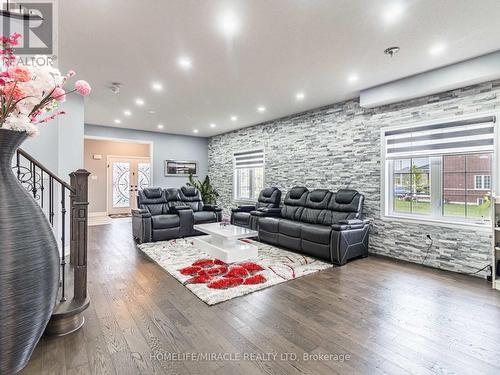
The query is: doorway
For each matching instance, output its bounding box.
[107,156,151,215]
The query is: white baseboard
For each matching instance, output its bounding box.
[89,211,108,217]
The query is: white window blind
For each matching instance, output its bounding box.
[234,149,264,169]
[384,115,496,159]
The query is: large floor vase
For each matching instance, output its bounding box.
[0,128,60,374]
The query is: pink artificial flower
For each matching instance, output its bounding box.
[2,82,25,101]
[8,66,31,82]
[74,80,91,96]
[51,87,66,102]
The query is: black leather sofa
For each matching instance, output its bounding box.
[231,187,282,229]
[257,187,369,265]
[132,186,222,243]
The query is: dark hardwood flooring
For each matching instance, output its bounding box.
[20,219,500,375]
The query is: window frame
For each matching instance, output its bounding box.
[232,148,265,202]
[381,113,497,228]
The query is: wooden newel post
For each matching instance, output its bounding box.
[69,169,90,301]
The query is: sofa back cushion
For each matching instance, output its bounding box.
[138,188,167,216]
[322,189,364,224]
[281,186,308,221]
[300,189,332,224]
[256,187,281,209]
[179,186,203,211]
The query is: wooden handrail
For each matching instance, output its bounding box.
[17,148,74,192]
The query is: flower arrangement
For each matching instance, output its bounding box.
[0,33,91,136]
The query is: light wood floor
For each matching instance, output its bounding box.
[20,220,500,375]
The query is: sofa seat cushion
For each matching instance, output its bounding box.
[193,210,217,224]
[258,217,279,233]
[232,211,250,227]
[152,214,180,229]
[301,223,332,245]
[278,219,302,238]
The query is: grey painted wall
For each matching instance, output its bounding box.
[84,124,208,189]
[208,80,500,277]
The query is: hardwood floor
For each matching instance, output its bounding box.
[20,219,500,375]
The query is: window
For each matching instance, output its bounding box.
[475,175,491,189]
[384,115,495,224]
[233,149,264,201]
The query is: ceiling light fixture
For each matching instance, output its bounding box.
[151,82,163,91]
[123,110,132,116]
[114,119,122,124]
[295,92,305,100]
[347,74,359,83]
[218,10,240,37]
[210,123,216,128]
[382,2,404,25]
[178,57,192,70]
[430,42,446,56]
[230,115,238,121]
[193,129,199,134]
[135,98,145,106]
[157,124,164,129]
[257,106,266,113]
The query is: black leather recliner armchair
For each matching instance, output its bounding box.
[132,186,222,243]
[258,186,369,265]
[231,187,281,229]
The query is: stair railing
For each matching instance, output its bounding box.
[14,148,90,336]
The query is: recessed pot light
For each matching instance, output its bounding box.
[210,123,216,128]
[114,119,122,124]
[218,10,240,37]
[430,42,446,56]
[151,82,163,91]
[123,110,131,116]
[382,2,404,25]
[193,129,199,134]
[157,124,164,129]
[296,92,305,100]
[257,106,266,113]
[135,98,145,106]
[178,57,192,70]
[230,115,238,121]
[347,74,359,83]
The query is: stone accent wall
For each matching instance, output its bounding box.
[208,80,500,276]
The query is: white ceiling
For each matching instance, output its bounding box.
[59,0,500,137]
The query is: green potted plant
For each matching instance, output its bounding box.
[187,174,220,204]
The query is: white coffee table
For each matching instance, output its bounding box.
[192,223,258,263]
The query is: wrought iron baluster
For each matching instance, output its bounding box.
[49,177,54,226]
[32,163,37,199]
[16,150,20,180]
[60,185,66,302]
[40,170,44,208]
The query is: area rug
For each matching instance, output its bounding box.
[138,237,332,305]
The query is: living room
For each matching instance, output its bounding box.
[1,1,500,374]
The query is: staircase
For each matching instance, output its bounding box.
[15,148,90,336]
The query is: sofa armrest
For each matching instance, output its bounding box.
[250,207,282,217]
[132,210,152,243]
[203,204,222,212]
[132,208,151,218]
[168,205,192,214]
[331,219,369,231]
[232,205,256,213]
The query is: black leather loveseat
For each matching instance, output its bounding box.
[231,187,281,229]
[257,187,369,265]
[132,186,222,243]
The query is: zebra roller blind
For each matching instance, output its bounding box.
[384,115,496,158]
[234,149,264,169]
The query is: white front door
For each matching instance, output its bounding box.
[108,157,151,215]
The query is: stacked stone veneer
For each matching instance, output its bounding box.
[208,80,500,277]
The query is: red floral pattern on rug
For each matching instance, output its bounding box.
[179,259,267,289]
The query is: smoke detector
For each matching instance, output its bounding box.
[384,46,400,58]
[109,82,122,94]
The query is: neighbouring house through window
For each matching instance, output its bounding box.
[383,115,495,224]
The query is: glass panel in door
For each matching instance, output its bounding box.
[112,161,131,209]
